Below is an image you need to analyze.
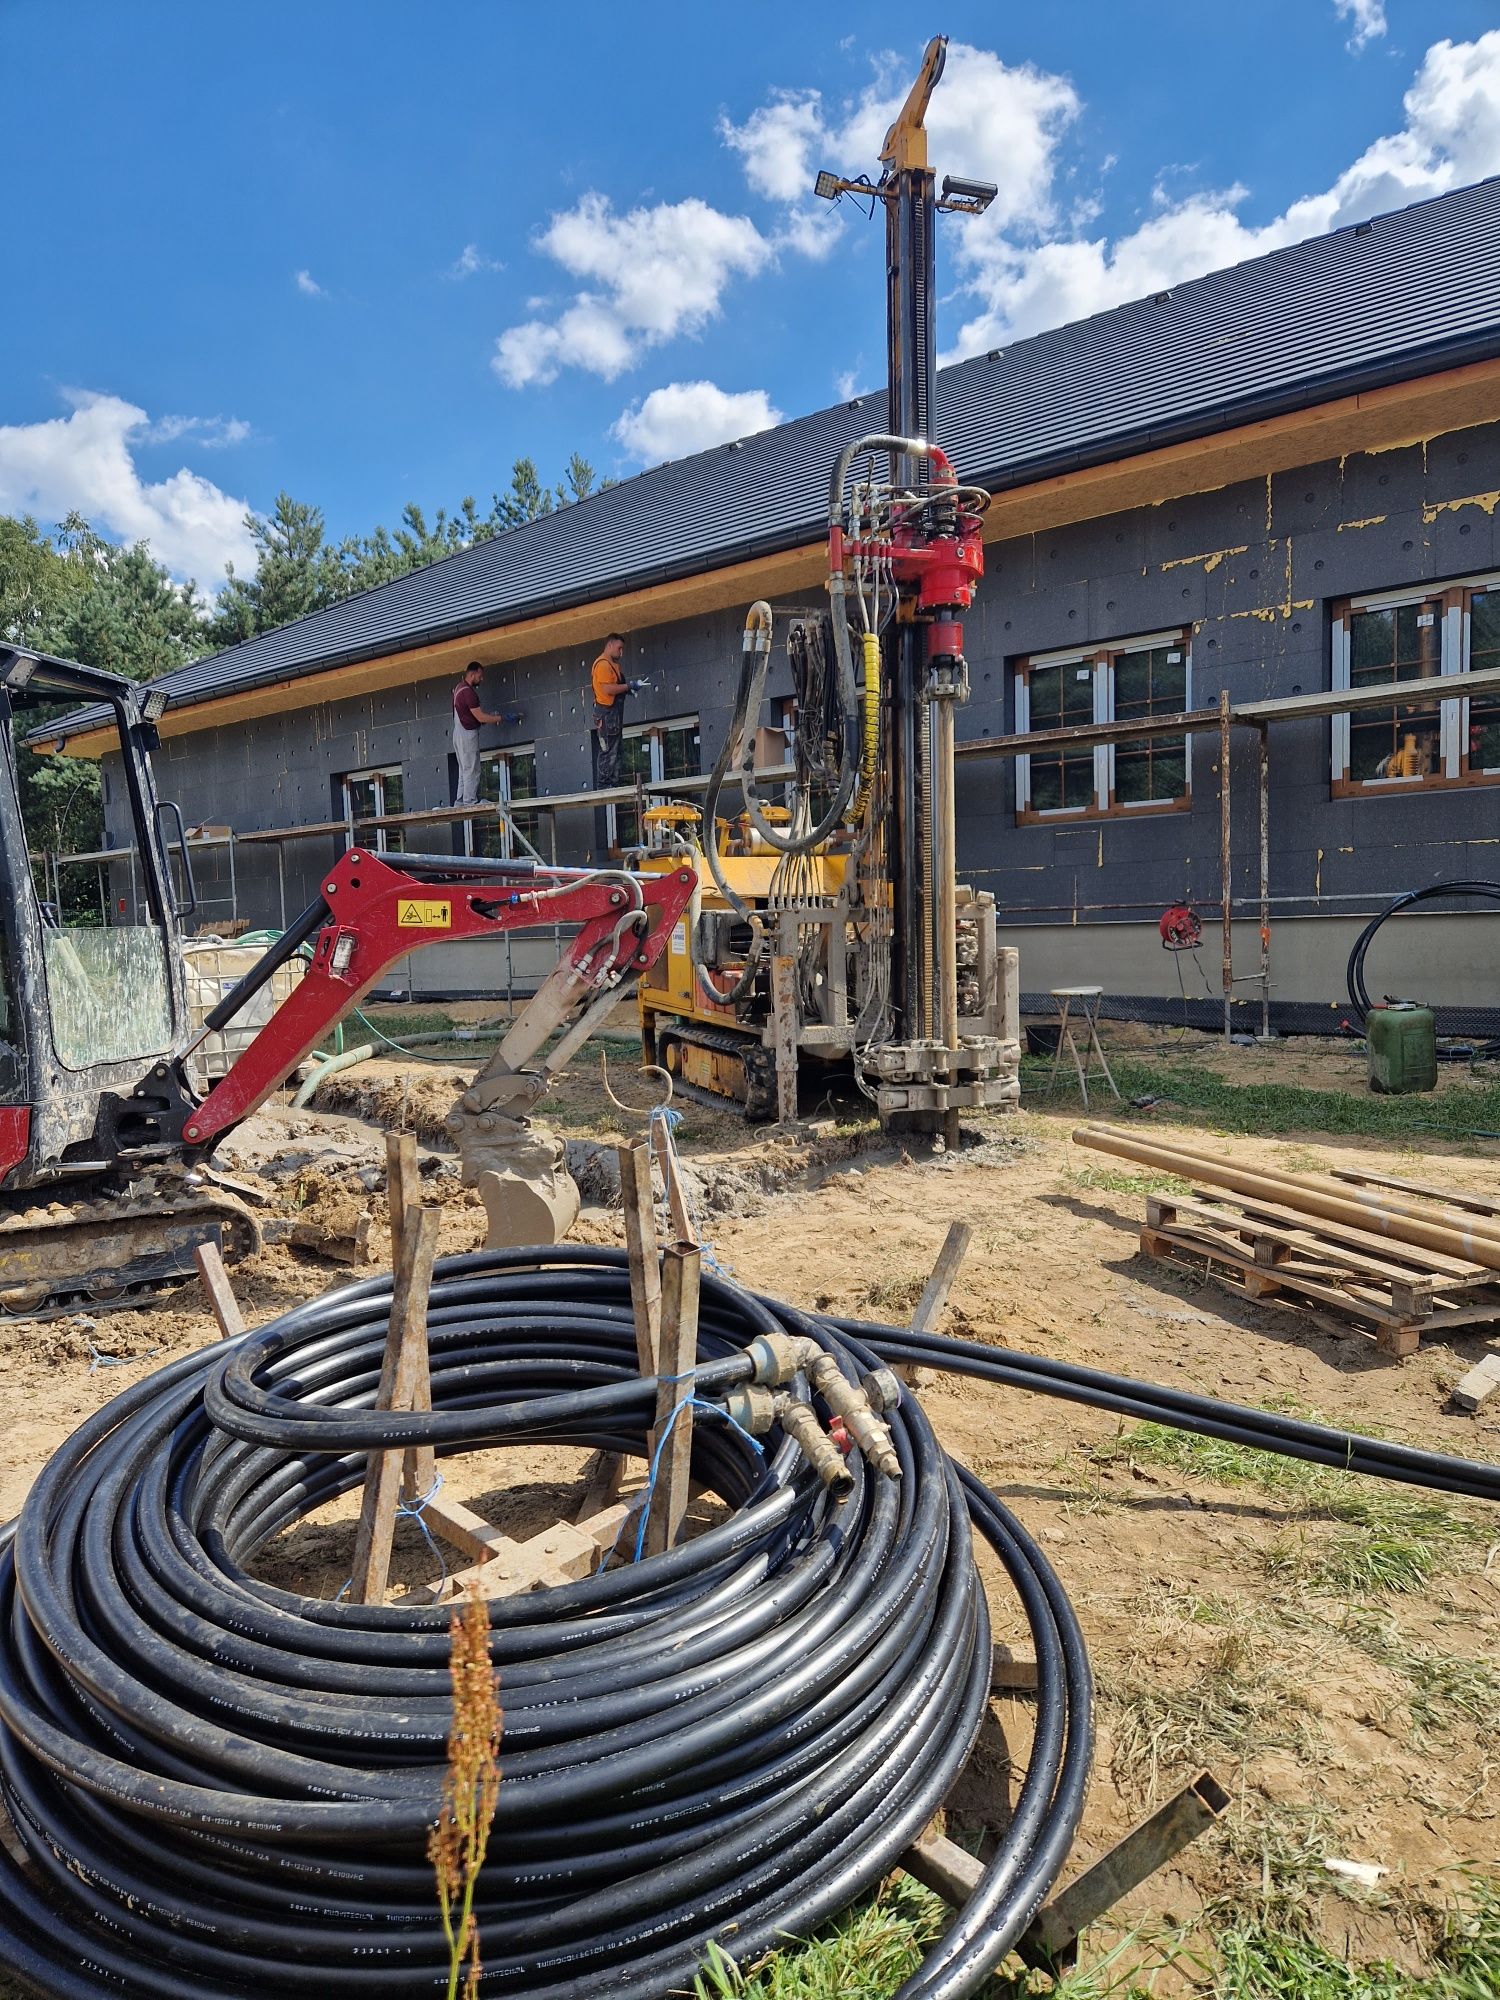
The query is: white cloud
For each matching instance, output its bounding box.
[948,29,1500,356]
[294,269,323,296]
[493,193,770,387]
[448,242,505,279]
[1336,0,1388,51]
[611,381,783,463]
[835,368,862,400]
[145,413,253,449]
[0,391,255,586]
[721,45,1081,255]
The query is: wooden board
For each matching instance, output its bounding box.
[1140,1189,1500,1359]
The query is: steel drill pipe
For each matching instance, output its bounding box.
[1073,1124,1500,1270]
[0,1248,1089,2000]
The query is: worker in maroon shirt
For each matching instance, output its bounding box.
[452,661,506,805]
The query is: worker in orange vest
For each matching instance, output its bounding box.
[591,633,636,787]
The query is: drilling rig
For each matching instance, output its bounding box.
[637,37,1020,1145]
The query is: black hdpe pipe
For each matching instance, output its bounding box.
[1345,880,1500,1054]
[0,1248,1089,2000]
[2,1254,1494,1999]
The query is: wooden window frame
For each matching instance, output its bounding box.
[1015,630,1192,825]
[1331,569,1500,798]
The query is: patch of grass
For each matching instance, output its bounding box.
[861,1273,928,1316]
[1103,1615,1315,1797]
[1067,1164,1193,1198]
[691,1877,953,1999]
[1021,1052,1500,1142]
[1092,1422,1489,1595]
[694,1885,1193,1999]
[1339,1609,1500,1743]
[1213,1874,1500,1997]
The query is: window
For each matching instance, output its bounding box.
[468,746,540,861]
[607,716,701,851]
[1332,572,1500,793]
[340,766,404,852]
[1015,632,1190,821]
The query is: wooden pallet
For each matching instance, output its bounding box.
[1142,1189,1500,1356]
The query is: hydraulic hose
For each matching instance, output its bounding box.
[0,1248,1089,2000]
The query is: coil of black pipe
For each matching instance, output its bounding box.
[0,1247,1091,2000]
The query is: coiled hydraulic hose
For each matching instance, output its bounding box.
[0,1248,1089,2000]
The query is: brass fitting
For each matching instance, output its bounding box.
[774,1394,854,1499]
[806,1353,902,1482]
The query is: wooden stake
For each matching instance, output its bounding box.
[193,1236,245,1340]
[644,1244,700,1558]
[576,1140,663,1524]
[385,1133,436,1506]
[650,1115,694,1244]
[348,1206,441,1606]
[898,1219,972,1391]
[619,1138,662,1374]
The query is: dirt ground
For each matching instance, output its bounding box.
[1,1024,1497,1992]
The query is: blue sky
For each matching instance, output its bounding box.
[2,0,1498,591]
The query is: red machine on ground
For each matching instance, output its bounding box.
[0,645,694,1314]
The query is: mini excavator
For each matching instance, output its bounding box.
[637,36,1020,1141]
[0,646,694,1315]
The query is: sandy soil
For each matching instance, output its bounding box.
[1,1031,1496,1990]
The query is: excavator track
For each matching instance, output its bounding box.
[656,1021,779,1122]
[0,1178,262,1321]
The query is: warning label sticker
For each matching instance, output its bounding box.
[397,900,452,929]
[670,920,688,956]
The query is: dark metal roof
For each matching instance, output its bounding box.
[54,176,1500,742]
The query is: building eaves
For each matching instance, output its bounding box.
[41,174,1500,746]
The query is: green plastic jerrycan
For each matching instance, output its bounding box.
[1366,1001,1438,1095]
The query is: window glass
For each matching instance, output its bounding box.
[1467,591,1500,773]
[43,926,173,1071]
[1347,600,1442,783]
[1025,661,1096,813]
[476,749,540,859]
[609,722,701,850]
[1114,645,1188,805]
[341,769,404,852]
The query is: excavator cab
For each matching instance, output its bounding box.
[0,646,191,1192]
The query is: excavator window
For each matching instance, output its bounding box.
[40,918,173,1071]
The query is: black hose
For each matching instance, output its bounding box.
[3,1253,1494,1998]
[1345,880,1500,1052]
[0,1249,1088,2000]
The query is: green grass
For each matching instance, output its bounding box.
[1093,1420,1489,1595]
[1067,1164,1194,1198]
[691,1877,1500,1998]
[1022,1054,1500,1141]
[1214,1874,1500,1997]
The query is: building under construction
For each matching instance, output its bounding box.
[45,175,1500,1032]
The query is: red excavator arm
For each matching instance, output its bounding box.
[179,846,697,1153]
